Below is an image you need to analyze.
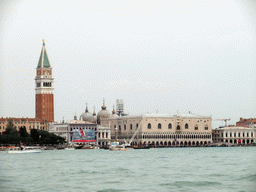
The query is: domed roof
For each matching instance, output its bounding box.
[97,99,110,123]
[80,104,94,122]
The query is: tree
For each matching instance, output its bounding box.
[30,129,39,144]
[4,120,18,135]
[19,126,32,145]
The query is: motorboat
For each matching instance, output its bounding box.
[109,142,127,151]
[7,146,42,154]
[64,146,75,150]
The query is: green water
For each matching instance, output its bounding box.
[1,147,255,192]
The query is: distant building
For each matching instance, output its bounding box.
[35,40,54,122]
[0,117,49,134]
[49,118,97,144]
[212,126,255,145]
[100,112,212,146]
[97,125,111,146]
[236,117,256,128]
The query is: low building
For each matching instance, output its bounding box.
[49,119,97,144]
[0,117,50,135]
[236,117,256,128]
[212,126,255,145]
[100,112,212,146]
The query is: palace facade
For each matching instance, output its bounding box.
[100,112,212,146]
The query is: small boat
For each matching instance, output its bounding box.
[109,142,127,151]
[81,145,94,149]
[7,146,42,154]
[64,147,75,150]
[133,145,150,149]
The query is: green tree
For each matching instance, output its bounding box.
[19,126,32,145]
[0,120,20,144]
[30,129,39,144]
[4,120,18,135]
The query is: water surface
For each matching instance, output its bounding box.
[1,147,255,192]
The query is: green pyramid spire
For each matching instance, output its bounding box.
[37,39,51,68]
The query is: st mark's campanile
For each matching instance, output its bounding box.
[35,40,54,122]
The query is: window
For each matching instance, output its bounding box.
[148,123,151,129]
[0,126,1,130]
[124,125,126,131]
[194,125,198,130]
[177,125,180,130]
[185,123,188,129]
[168,123,172,129]
[158,123,162,129]
[130,124,132,130]
[205,125,208,130]
[119,125,121,131]
[136,124,138,129]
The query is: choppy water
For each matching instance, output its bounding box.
[0,147,255,192]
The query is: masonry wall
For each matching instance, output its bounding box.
[35,94,54,122]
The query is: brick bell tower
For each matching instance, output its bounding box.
[35,40,54,122]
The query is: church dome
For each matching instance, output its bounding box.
[80,104,94,122]
[97,100,110,123]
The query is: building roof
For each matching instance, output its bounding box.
[0,117,51,123]
[214,126,254,130]
[37,40,51,68]
[236,118,256,124]
[68,119,96,125]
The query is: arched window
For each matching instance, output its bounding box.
[124,125,126,131]
[194,125,198,130]
[185,123,188,129]
[205,125,208,130]
[177,125,180,130]
[168,123,172,129]
[148,123,151,129]
[119,125,121,131]
[158,123,162,129]
[130,124,132,130]
[136,123,138,129]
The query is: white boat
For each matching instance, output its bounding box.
[7,146,42,154]
[64,147,75,150]
[109,142,127,151]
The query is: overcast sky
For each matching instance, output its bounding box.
[0,0,255,127]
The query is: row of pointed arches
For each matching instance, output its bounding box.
[129,141,211,146]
